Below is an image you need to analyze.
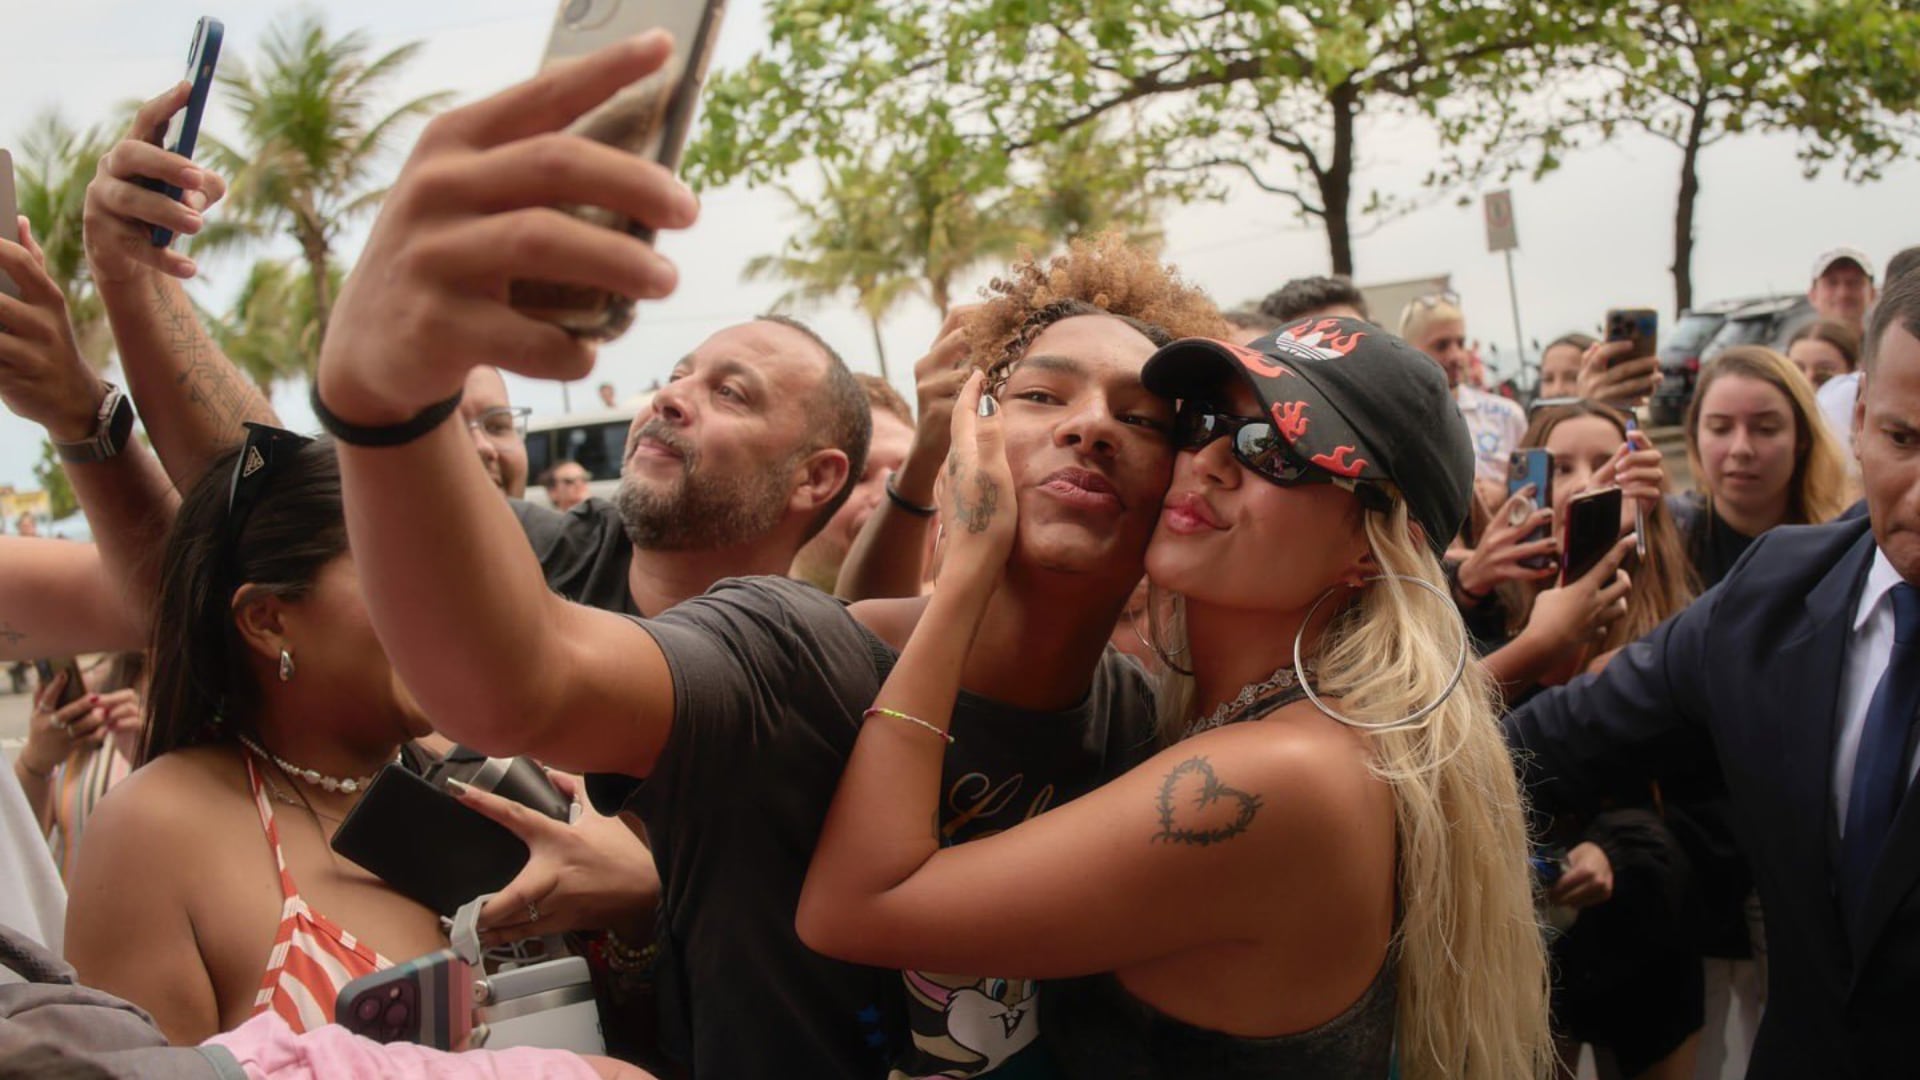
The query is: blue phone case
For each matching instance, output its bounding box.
[1507,449,1554,571]
[147,17,224,248]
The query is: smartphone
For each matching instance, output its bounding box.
[508,0,731,341]
[32,657,88,710]
[1560,486,1624,587]
[0,148,19,299]
[143,17,224,248]
[337,948,476,1050]
[331,763,531,917]
[1507,449,1554,572]
[1604,308,1658,366]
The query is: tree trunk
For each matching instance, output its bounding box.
[1671,104,1708,316]
[1320,83,1359,278]
[298,220,333,363]
[869,313,890,381]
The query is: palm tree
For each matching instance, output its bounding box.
[208,257,340,389]
[12,111,117,367]
[198,10,449,358]
[744,156,921,377]
[1020,124,1167,251]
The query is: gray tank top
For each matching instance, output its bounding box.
[1042,956,1397,1079]
[1042,683,1398,1078]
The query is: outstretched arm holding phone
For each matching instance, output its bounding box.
[316,36,698,775]
[85,82,278,492]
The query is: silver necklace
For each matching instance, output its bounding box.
[235,733,390,794]
[1190,665,1315,734]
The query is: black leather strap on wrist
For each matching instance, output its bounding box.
[884,475,937,518]
[311,384,463,448]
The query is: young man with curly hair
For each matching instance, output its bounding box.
[324,186,1226,1080]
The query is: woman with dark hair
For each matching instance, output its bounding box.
[64,429,447,1044]
[1677,346,1853,588]
[13,652,145,880]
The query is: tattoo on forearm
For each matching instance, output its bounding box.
[0,622,25,647]
[1152,757,1262,846]
[150,278,252,434]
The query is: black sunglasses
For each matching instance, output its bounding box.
[227,422,315,529]
[1173,404,1390,512]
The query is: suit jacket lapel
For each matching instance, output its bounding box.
[1777,533,1876,916]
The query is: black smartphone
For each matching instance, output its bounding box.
[1604,308,1658,366]
[337,948,476,1050]
[32,657,88,710]
[1560,486,1624,586]
[509,0,731,341]
[142,17,224,248]
[331,763,530,917]
[1507,449,1554,572]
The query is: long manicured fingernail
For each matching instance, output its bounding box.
[446,779,471,797]
[978,395,998,417]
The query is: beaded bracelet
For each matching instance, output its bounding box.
[864,706,955,745]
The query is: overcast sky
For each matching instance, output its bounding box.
[3,0,1915,498]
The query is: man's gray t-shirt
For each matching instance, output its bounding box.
[587,576,1158,1079]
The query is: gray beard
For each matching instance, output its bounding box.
[614,433,794,553]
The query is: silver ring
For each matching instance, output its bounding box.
[49,716,68,731]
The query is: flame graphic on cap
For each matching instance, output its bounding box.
[1283,318,1368,357]
[1219,340,1296,379]
[1310,445,1368,477]
[1270,401,1310,444]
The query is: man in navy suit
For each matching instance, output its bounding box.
[1506,267,1920,1078]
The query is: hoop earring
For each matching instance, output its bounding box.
[1292,574,1468,732]
[278,648,296,683]
[1142,585,1194,677]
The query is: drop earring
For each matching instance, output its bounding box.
[278,648,296,683]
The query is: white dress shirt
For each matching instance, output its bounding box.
[1817,372,1861,459]
[1833,547,1920,835]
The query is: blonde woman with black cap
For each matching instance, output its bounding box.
[800,318,1555,1079]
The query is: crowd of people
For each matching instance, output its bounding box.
[2,32,1917,1080]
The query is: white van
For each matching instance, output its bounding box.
[522,406,634,508]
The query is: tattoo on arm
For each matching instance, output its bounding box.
[1152,757,1262,846]
[0,622,25,648]
[150,278,253,434]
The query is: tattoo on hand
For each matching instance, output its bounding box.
[952,470,999,534]
[1152,757,1262,847]
[0,622,24,647]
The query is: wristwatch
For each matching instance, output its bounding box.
[53,383,136,465]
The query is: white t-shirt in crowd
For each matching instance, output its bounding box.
[1818,372,1861,460]
[1456,385,1528,486]
[0,742,66,955]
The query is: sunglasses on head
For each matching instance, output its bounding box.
[1173,404,1391,512]
[227,422,315,529]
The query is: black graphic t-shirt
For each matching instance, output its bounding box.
[588,577,1158,1079]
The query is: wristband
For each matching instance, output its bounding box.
[1446,558,1490,604]
[884,475,937,518]
[311,384,463,448]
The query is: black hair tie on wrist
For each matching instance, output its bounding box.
[310,384,464,448]
[885,475,937,518]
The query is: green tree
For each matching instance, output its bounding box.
[11,111,116,367]
[198,10,449,358]
[744,154,921,377]
[1573,0,1920,313]
[32,441,77,521]
[208,257,342,388]
[690,0,1607,277]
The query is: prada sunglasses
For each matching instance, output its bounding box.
[1173,404,1390,512]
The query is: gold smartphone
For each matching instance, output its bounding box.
[510,0,730,341]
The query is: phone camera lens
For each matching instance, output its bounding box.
[563,0,609,29]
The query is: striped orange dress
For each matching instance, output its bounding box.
[243,756,394,1032]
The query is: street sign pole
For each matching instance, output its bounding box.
[1483,190,1529,384]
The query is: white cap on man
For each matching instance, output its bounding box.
[1811,246,1877,283]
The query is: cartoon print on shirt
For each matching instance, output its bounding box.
[888,970,1041,1080]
